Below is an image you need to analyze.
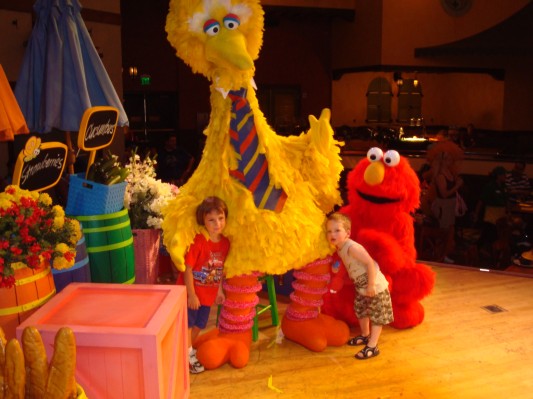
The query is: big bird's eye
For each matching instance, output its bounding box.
[223,14,240,30]
[367,147,383,162]
[203,19,220,36]
[383,150,401,167]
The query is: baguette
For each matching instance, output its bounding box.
[44,328,77,399]
[22,327,49,399]
[0,328,7,399]
[4,339,25,399]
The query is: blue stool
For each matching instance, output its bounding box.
[216,275,279,341]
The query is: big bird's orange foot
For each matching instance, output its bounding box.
[281,313,349,352]
[194,328,252,369]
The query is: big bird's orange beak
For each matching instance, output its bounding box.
[205,28,254,71]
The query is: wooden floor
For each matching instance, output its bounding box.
[189,264,533,399]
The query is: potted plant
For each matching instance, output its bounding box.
[124,150,179,283]
[0,185,81,338]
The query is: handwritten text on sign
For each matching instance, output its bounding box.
[78,107,119,150]
[12,139,68,192]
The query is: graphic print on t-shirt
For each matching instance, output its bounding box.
[192,250,224,286]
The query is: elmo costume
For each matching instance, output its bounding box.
[323,147,436,329]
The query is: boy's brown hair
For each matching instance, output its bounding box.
[327,212,351,231]
[196,196,228,225]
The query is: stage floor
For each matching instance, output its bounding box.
[189,264,533,398]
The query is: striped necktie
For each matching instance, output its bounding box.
[229,88,287,212]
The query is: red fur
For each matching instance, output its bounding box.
[323,152,436,329]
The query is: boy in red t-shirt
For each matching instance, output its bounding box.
[179,196,230,373]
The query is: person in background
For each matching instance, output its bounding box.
[157,132,195,186]
[427,141,464,263]
[179,196,230,373]
[474,166,509,268]
[505,160,530,201]
[326,213,393,360]
[459,123,476,149]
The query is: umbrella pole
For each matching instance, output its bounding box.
[65,132,75,174]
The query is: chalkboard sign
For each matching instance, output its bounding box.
[77,106,119,151]
[12,137,68,192]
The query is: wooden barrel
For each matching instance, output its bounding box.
[0,264,56,340]
[75,209,135,284]
[52,234,92,292]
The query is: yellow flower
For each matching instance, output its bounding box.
[53,256,73,270]
[38,192,53,206]
[0,198,11,210]
[53,216,65,230]
[55,243,70,254]
[52,205,65,218]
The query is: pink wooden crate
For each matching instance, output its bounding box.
[17,283,189,399]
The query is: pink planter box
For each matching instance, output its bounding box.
[17,283,189,399]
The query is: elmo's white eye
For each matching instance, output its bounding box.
[203,19,220,36]
[383,150,400,167]
[223,14,240,30]
[367,147,383,162]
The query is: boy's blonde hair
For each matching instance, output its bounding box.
[196,196,228,225]
[327,212,351,231]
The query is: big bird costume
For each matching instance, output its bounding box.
[164,0,349,369]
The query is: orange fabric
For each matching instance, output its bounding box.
[0,64,29,142]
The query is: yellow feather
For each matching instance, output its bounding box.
[163,0,343,277]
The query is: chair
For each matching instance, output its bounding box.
[217,274,279,342]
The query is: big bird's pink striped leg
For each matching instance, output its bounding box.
[194,274,260,369]
[281,257,350,352]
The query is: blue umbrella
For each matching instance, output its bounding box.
[15,0,128,134]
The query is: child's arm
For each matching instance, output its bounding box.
[215,277,225,305]
[183,265,201,309]
[348,244,377,297]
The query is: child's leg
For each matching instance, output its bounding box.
[188,327,193,349]
[191,326,201,346]
[367,324,383,348]
[358,317,370,337]
[191,305,210,346]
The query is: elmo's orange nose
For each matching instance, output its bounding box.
[364,162,385,185]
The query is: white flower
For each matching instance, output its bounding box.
[124,151,179,229]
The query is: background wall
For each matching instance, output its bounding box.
[1,0,532,180]
[330,0,533,131]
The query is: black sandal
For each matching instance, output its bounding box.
[347,335,369,346]
[355,345,380,360]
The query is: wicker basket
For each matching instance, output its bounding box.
[65,173,126,216]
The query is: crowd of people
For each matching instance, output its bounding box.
[417,134,531,269]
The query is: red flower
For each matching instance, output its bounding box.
[10,246,23,256]
[0,275,16,288]
[30,243,42,253]
[26,254,41,269]
[64,251,75,262]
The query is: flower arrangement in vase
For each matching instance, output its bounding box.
[124,150,179,230]
[124,150,179,284]
[0,185,82,288]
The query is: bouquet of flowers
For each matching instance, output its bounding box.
[0,185,82,288]
[124,150,179,230]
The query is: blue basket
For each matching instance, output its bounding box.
[65,173,126,216]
